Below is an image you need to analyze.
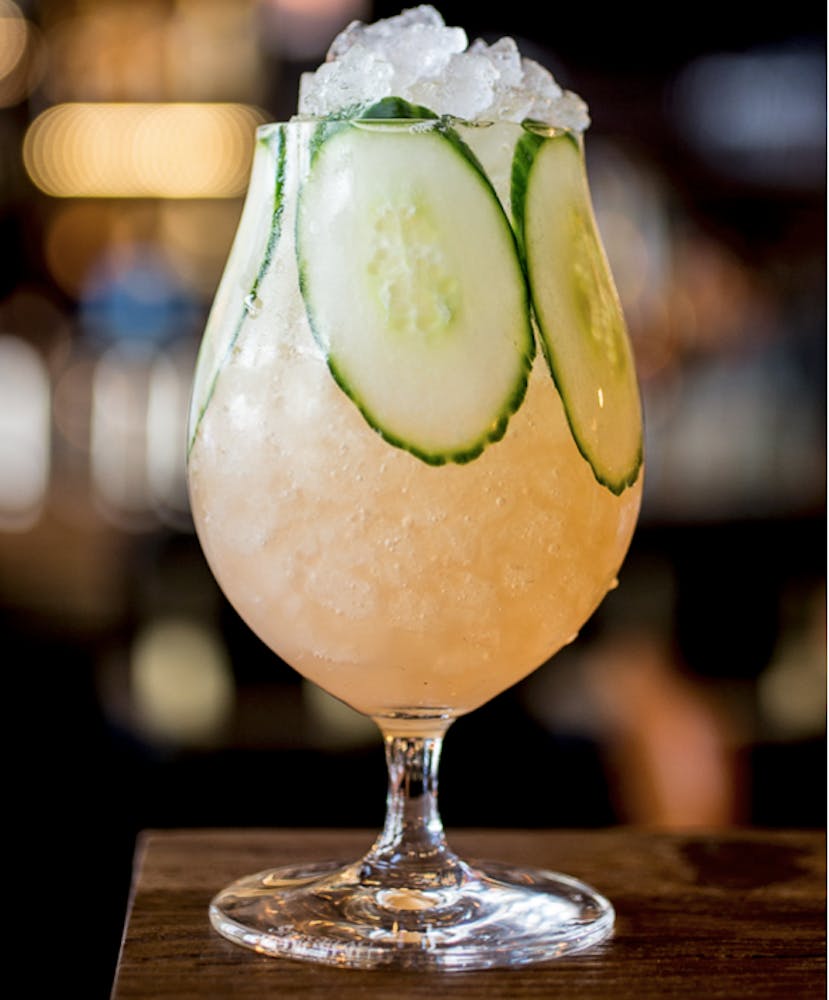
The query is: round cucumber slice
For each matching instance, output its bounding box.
[512,130,642,494]
[296,119,534,465]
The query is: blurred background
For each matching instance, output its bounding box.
[1,0,824,993]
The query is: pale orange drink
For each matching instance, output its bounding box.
[188,115,641,724]
[187,5,643,971]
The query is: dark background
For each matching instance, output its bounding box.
[1,2,824,995]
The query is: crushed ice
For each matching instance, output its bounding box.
[297,5,590,131]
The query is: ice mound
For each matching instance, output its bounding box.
[297,5,590,131]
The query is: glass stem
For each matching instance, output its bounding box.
[362,729,465,889]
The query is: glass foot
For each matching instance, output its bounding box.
[209,857,614,970]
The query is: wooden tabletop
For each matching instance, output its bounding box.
[112,827,825,999]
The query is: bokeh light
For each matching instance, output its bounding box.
[130,615,235,745]
[671,42,825,188]
[0,0,44,107]
[40,0,265,104]
[0,1,26,80]
[79,243,199,343]
[0,334,50,531]
[23,102,266,198]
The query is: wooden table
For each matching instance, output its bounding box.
[111,828,825,999]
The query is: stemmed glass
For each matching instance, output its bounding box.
[186,106,643,969]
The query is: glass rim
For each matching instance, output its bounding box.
[255,117,580,139]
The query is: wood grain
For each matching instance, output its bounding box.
[111,828,825,999]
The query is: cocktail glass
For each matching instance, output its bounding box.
[186,106,643,969]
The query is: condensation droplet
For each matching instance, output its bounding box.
[244,293,263,317]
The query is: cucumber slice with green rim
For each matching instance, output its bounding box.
[187,125,287,455]
[342,96,440,121]
[512,129,643,494]
[297,115,534,465]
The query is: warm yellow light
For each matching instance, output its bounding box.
[0,1,26,81]
[131,616,234,745]
[23,102,266,198]
[0,0,43,107]
[159,201,244,295]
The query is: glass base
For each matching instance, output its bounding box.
[209,856,614,970]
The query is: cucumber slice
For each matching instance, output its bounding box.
[187,125,287,455]
[297,118,534,465]
[512,130,642,494]
[343,96,440,121]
